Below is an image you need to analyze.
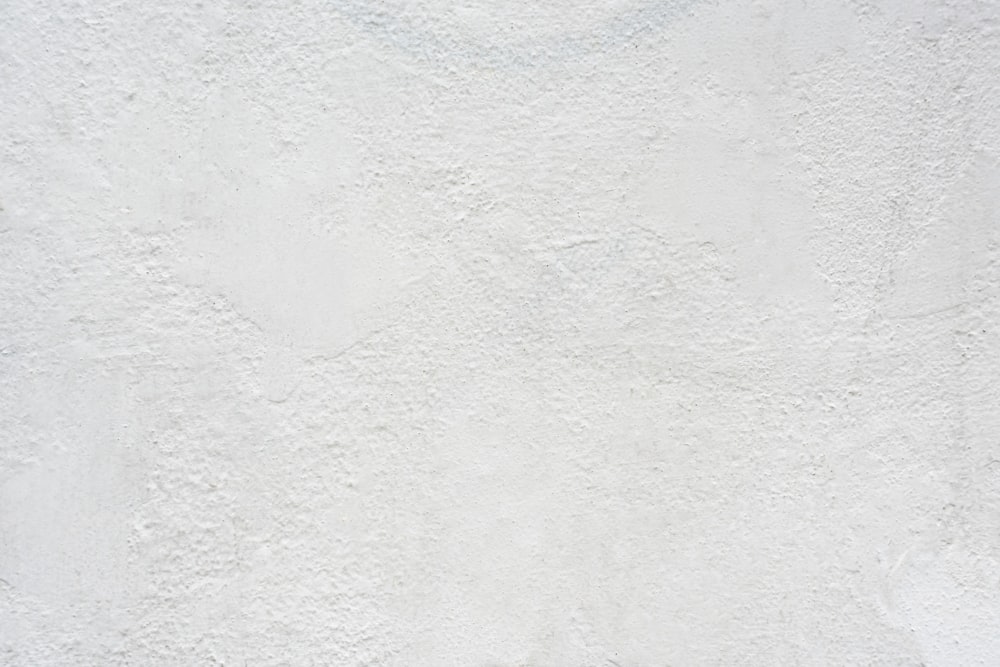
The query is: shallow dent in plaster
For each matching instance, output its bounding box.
[176,106,414,353]
[881,155,999,319]
[635,128,827,305]
[885,539,1000,664]
[110,96,418,358]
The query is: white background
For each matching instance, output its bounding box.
[2,0,1000,664]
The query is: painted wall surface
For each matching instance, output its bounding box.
[2,1,1000,664]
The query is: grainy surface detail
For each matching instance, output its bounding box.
[2,1,1000,664]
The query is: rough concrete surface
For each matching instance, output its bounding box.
[2,0,1000,664]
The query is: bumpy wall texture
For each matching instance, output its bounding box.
[3,1,1000,664]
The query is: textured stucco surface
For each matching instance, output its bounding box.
[3,1,1000,664]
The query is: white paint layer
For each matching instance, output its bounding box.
[2,1,1000,664]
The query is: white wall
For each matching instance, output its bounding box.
[3,1,1000,664]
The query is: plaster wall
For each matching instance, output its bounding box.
[2,1,1000,664]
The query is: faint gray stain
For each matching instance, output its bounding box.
[331,0,702,70]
